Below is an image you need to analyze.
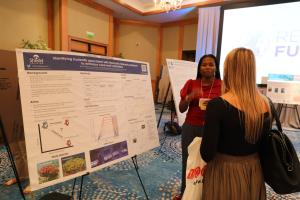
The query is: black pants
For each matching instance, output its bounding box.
[181,123,203,195]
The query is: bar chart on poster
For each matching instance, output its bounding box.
[16,49,159,190]
[166,59,197,126]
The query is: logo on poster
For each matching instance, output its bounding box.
[29,54,44,65]
[141,64,147,72]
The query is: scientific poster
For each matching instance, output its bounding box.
[166,59,197,126]
[16,49,159,190]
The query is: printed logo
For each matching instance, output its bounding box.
[186,165,206,179]
[29,54,44,65]
[141,64,147,72]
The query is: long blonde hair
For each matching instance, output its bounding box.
[223,48,271,143]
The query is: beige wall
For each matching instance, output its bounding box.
[183,24,197,50]
[118,24,158,79]
[161,26,179,65]
[68,0,109,44]
[0,0,48,51]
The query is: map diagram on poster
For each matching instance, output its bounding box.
[38,119,76,153]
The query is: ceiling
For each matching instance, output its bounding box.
[95,0,247,23]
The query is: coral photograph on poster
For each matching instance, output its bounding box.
[37,160,60,184]
[62,152,87,177]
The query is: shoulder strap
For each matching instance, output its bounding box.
[267,97,283,132]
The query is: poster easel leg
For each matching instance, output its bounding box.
[157,83,170,128]
[79,173,89,200]
[71,177,77,199]
[131,155,149,200]
[0,117,25,200]
[157,83,171,153]
[71,173,89,200]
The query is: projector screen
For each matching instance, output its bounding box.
[218,1,300,84]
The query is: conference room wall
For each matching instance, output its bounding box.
[0,0,48,51]
[67,0,109,45]
[161,26,180,64]
[0,0,112,53]
[118,23,158,80]
[183,24,197,51]
[0,0,197,79]
[116,22,197,79]
[115,21,197,100]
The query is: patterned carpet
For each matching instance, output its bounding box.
[0,105,300,200]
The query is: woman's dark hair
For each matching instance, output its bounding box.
[196,54,221,79]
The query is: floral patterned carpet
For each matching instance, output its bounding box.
[0,105,300,200]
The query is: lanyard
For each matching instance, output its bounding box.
[200,78,215,99]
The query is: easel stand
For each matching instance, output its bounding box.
[0,117,88,200]
[1,117,149,199]
[131,155,149,200]
[156,83,178,152]
[157,83,171,128]
[37,168,88,200]
[71,172,89,200]
[0,117,25,200]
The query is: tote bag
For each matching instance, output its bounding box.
[182,137,206,200]
[260,100,300,194]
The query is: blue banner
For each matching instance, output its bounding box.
[23,52,148,75]
[268,74,294,81]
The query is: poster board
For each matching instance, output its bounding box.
[16,49,159,191]
[0,50,24,145]
[267,74,300,105]
[166,59,197,126]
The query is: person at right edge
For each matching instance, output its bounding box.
[200,47,272,200]
[173,54,222,200]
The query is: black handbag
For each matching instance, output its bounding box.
[260,100,300,194]
[164,121,182,135]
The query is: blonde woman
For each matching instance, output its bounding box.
[200,48,271,199]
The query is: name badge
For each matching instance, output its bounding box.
[199,98,210,110]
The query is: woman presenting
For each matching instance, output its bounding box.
[174,54,222,199]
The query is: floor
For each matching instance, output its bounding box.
[0,104,299,199]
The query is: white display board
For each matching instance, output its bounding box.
[267,74,300,105]
[16,49,159,191]
[166,59,197,126]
